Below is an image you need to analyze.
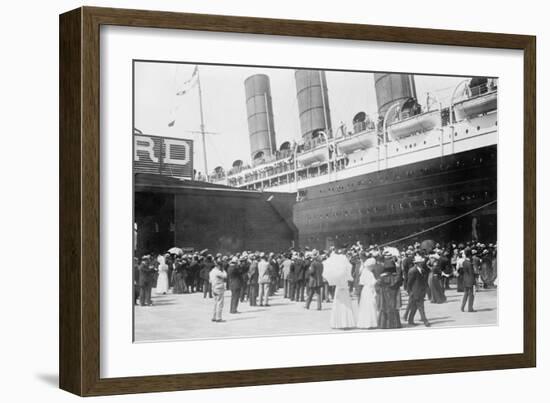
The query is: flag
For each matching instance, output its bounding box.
[175,65,199,96]
[168,120,175,127]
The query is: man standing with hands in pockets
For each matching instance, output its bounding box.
[210,261,227,322]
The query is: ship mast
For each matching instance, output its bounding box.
[196,67,209,181]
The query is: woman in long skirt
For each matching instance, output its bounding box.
[330,286,356,329]
[375,267,403,329]
[356,257,378,329]
[428,255,447,304]
[324,251,356,329]
[173,257,188,294]
[155,254,170,295]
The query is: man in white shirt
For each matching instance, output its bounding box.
[258,255,271,306]
[209,263,227,322]
[281,254,292,298]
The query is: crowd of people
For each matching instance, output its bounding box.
[134,240,497,329]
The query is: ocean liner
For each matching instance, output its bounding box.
[205,70,498,250]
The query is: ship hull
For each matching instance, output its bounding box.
[293,145,497,250]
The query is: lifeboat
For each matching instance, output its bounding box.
[336,129,377,154]
[388,109,442,140]
[453,90,497,121]
[296,145,328,165]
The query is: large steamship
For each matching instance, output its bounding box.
[207,71,498,250]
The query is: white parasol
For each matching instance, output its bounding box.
[168,247,183,256]
[322,253,352,287]
[383,246,400,257]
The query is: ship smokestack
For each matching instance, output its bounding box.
[244,74,277,162]
[295,70,332,142]
[374,73,417,117]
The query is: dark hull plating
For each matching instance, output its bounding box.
[293,145,497,250]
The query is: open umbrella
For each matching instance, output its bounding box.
[168,247,183,256]
[322,253,352,286]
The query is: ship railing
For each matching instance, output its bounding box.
[454,80,498,105]
[468,81,497,98]
[297,137,328,154]
[336,121,377,139]
[224,158,299,186]
[209,172,226,181]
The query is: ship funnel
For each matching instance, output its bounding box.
[244,74,277,162]
[374,73,417,118]
[295,70,332,142]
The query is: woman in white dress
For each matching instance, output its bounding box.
[356,256,378,329]
[324,250,356,329]
[155,254,170,295]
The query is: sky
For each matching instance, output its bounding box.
[134,61,469,175]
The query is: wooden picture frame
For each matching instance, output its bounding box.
[59,6,536,396]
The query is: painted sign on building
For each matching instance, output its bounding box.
[134,134,194,178]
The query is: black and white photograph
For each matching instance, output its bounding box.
[132,61,498,342]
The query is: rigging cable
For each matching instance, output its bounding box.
[379,199,497,247]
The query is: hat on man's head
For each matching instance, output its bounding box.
[414,255,424,264]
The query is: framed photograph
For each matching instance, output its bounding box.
[59,6,536,396]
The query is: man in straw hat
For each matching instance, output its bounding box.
[406,255,431,327]
[209,261,227,322]
[305,249,324,310]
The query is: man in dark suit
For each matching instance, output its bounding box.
[293,253,306,302]
[239,255,250,302]
[461,248,476,312]
[200,255,215,298]
[305,251,324,310]
[138,255,156,306]
[406,255,431,327]
[247,256,259,306]
[288,253,298,301]
[227,257,244,314]
[133,257,140,305]
[401,248,414,286]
